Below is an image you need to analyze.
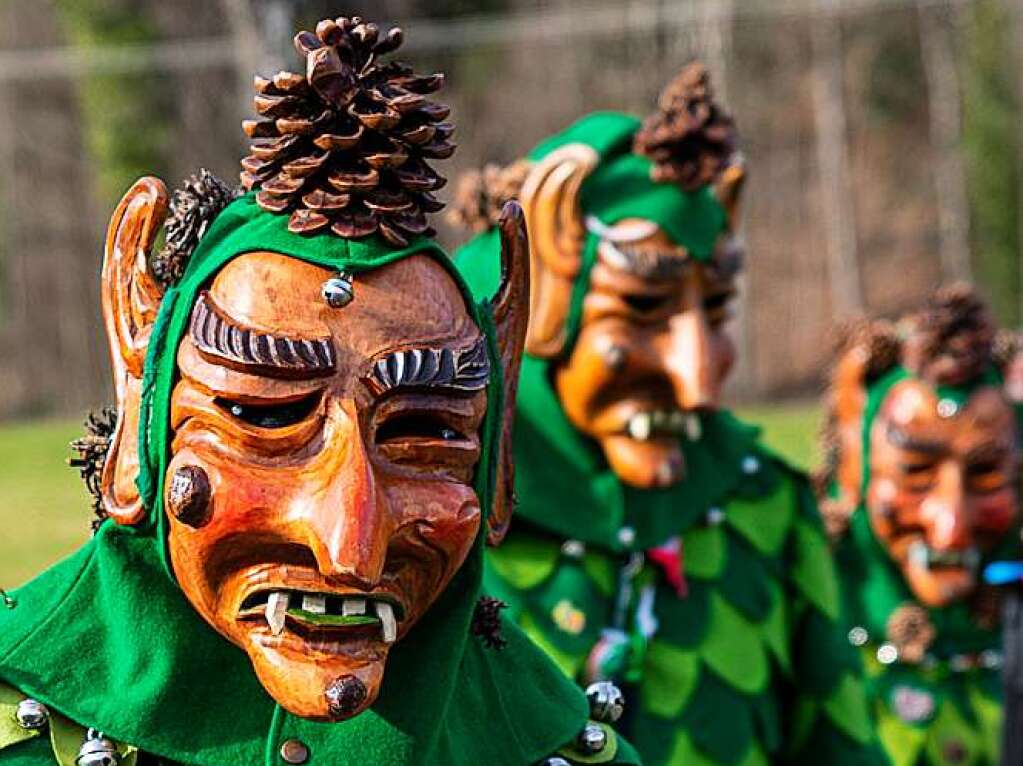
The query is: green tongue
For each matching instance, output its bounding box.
[287,609,380,627]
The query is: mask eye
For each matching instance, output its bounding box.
[216,392,321,429]
[623,294,670,314]
[376,413,466,444]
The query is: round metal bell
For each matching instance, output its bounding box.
[15,698,49,730]
[535,759,572,766]
[76,729,120,766]
[576,722,608,755]
[321,272,354,308]
[585,681,625,723]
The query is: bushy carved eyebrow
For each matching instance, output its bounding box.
[189,291,336,379]
[599,241,690,281]
[886,423,944,456]
[365,336,490,396]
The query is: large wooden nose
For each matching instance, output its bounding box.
[298,402,390,588]
[922,463,971,551]
[662,278,721,412]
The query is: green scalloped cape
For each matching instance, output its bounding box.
[0,195,641,766]
[457,218,884,766]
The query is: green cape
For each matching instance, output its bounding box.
[0,194,639,766]
[833,364,1018,766]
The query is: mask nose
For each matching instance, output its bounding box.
[922,463,971,551]
[662,294,720,412]
[298,405,390,587]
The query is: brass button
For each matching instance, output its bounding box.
[280,739,309,764]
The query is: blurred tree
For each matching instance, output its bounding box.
[54,0,172,208]
[962,0,1020,324]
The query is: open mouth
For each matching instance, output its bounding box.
[625,410,702,441]
[238,589,403,644]
[907,541,980,571]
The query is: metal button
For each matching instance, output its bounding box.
[280,739,309,765]
[741,455,760,475]
[706,507,725,526]
[561,539,585,559]
[617,526,636,548]
[877,643,898,665]
[847,626,869,647]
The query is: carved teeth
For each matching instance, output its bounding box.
[342,597,367,616]
[685,414,702,441]
[302,594,326,614]
[267,591,290,636]
[375,601,397,644]
[627,413,652,441]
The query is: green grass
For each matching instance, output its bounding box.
[0,401,825,589]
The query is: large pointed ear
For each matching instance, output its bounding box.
[519,143,599,358]
[99,177,169,525]
[715,156,746,227]
[486,202,531,546]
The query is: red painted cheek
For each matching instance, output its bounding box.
[973,492,1018,534]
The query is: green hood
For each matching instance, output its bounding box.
[0,194,617,766]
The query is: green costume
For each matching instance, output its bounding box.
[833,365,1016,766]
[456,114,883,766]
[0,194,641,766]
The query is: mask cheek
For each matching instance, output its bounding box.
[974,493,1018,536]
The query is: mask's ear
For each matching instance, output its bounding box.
[715,156,746,227]
[519,143,598,358]
[99,177,169,525]
[486,202,530,546]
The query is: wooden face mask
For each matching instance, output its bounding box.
[826,286,1020,608]
[96,177,530,722]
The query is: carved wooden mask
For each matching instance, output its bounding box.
[520,144,745,489]
[98,178,530,721]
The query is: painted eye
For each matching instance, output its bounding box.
[216,393,320,429]
[967,460,1009,494]
[375,413,466,443]
[623,294,669,314]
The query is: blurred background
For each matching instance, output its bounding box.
[0,0,1020,584]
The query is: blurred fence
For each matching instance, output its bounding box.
[0,0,1020,418]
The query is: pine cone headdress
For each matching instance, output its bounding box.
[240,17,454,248]
[633,62,738,192]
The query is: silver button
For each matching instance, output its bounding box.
[877,643,899,665]
[617,526,636,548]
[847,626,869,647]
[706,507,725,526]
[561,539,586,559]
[280,739,309,764]
[741,455,760,475]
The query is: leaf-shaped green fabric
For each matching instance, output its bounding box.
[640,640,701,719]
[719,536,773,621]
[487,532,561,590]
[726,475,794,556]
[683,524,727,580]
[924,701,981,766]
[792,608,855,695]
[531,559,608,655]
[877,707,928,766]
[759,580,791,676]
[652,577,711,648]
[789,519,840,621]
[582,551,617,597]
[700,593,769,695]
[749,690,782,754]
[680,671,756,765]
[822,674,874,745]
[518,612,584,679]
[664,731,720,766]
[966,683,1001,764]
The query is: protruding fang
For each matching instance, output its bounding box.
[685,414,702,441]
[342,598,367,616]
[303,594,327,614]
[375,601,397,644]
[267,591,290,636]
[627,413,652,441]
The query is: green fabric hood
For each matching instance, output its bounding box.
[0,194,611,766]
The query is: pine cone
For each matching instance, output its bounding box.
[886,603,936,664]
[240,17,454,247]
[903,283,995,386]
[447,161,531,233]
[633,62,737,191]
[153,170,239,288]
[818,496,855,542]
[68,406,117,532]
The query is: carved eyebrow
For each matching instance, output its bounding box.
[365,336,490,397]
[189,291,336,379]
[885,423,944,456]
[599,241,690,281]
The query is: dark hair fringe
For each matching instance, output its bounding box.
[68,406,118,532]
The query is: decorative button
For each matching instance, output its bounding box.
[877,643,899,665]
[617,526,636,548]
[741,455,760,475]
[15,699,48,730]
[280,739,309,765]
[561,539,585,559]
[577,723,608,754]
[847,626,869,647]
[937,398,959,418]
[706,507,725,526]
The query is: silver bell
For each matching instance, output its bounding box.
[321,272,354,308]
[576,722,608,755]
[15,699,49,730]
[535,759,572,766]
[76,729,120,766]
[585,680,625,723]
